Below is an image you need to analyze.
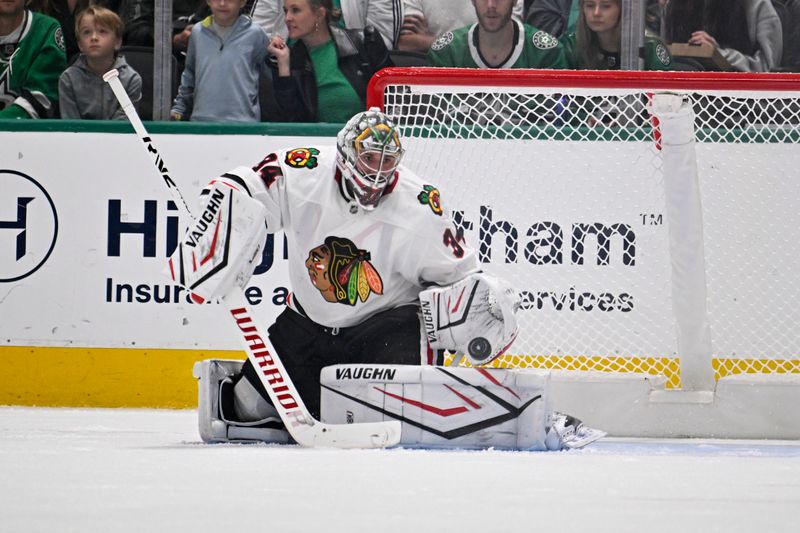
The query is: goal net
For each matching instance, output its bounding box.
[368,68,800,392]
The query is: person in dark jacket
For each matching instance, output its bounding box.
[267,0,391,122]
[661,0,782,72]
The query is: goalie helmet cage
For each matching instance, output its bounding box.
[367,68,800,439]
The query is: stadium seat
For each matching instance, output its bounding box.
[119,46,180,120]
[388,50,430,67]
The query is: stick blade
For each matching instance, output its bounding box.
[293,420,402,449]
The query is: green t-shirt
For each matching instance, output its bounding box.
[0,11,66,118]
[562,33,673,71]
[308,39,363,123]
[427,19,568,69]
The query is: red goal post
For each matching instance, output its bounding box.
[367,68,800,438]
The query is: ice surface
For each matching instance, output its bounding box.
[1,407,798,533]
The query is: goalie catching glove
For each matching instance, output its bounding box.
[167,179,267,303]
[420,273,521,366]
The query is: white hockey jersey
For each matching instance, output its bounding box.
[228,145,481,328]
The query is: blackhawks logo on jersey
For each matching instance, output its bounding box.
[305,237,383,306]
[417,184,443,216]
[285,147,319,169]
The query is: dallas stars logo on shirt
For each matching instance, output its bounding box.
[532,30,558,50]
[305,236,383,306]
[655,43,671,66]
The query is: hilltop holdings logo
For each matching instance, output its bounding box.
[0,170,58,282]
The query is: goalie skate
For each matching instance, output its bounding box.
[545,412,606,450]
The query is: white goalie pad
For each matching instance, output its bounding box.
[166,181,267,303]
[320,364,551,450]
[419,273,521,366]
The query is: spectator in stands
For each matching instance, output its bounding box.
[29,0,90,59]
[397,0,524,54]
[661,0,782,72]
[59,6,141,119]
[524,0,662,38]
[563,0,673,70]
[0,0,66,118]
[427,0,567,69]
[170,0,268,121]
[267,0,391,122]
[251,0,401,49]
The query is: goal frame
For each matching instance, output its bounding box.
[367,68,800,439]
[367,68,800,103]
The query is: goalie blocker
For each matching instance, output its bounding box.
[166,179,267,303]
[195,360,605,450]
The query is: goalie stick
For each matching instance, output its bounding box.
[103,69,401,449]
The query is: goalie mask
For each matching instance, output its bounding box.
[337,108,405,211]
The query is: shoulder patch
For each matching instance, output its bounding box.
[54,26,66,53]
[417,184,443,216]
[532,30,558,50]
[285,147,320,169]
[430,32,454,52]
[655,43,671,66]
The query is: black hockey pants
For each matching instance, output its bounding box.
[241,304,422,421]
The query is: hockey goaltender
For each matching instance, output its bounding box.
[174,108,604,450]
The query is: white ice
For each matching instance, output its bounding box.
[1,407,799,533]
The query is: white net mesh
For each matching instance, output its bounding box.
[376,70,800,388]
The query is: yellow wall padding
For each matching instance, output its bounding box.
[0,346,245,408]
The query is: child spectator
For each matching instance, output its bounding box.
[170,0,268,122]
[0,0,66,119]
[59,6,142,119]
[562,0,673,70]
[267,0,391,123]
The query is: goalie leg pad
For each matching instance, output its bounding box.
[420,273,521,366]
[193,359,290,444]
[320,364,552,450]
[167,181,267,303]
